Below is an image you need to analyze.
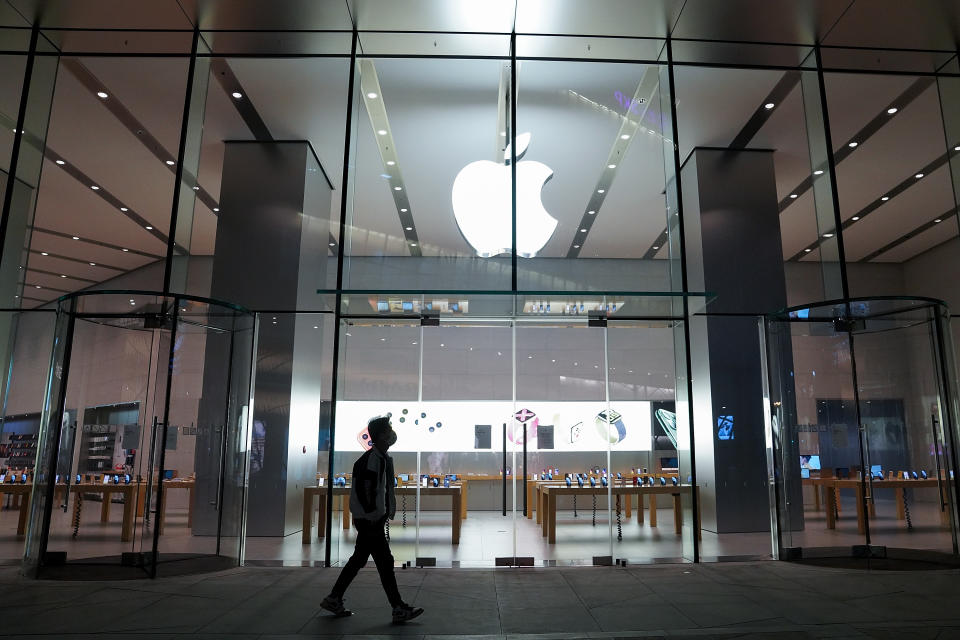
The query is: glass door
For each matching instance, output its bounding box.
[853,303,956,555]
[768,299,960,560]
[24,293,255,578]
[418,319,513,566]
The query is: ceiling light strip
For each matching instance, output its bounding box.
[211,58,273,142]
[45,149,170,245]
[788,148,954,261]
[62,59,219,213]
[860,206,958,262]
[566,67,659,259]
[728,71,801,150]
[31,226,163,259]
[26,267,97,284]
[639,71,802,260]
[28,249,124,272]
[359,59,421,257]
[778,77,934,213]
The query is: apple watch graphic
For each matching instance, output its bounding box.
[569,422,583,444]
[595,409,626,444]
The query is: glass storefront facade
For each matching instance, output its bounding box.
[0,4,959,575]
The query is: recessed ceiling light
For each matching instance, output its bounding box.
[887,107,898,114]
[848,141,858,148]
[789,194,798,199]
[120,207,128,212]
[405,226,413,230]
[329,242,335,247]
[41,252,48,256]
[410,242,417,246]
[90,185,99,190]
[122,248,128,252]
[881,196,889,201]
[60,274,65,278]
[377,129,387,135]
[580,228,587,233]
[400,208,408,212]
[620,134,630,140]
[366,92,378,99]
[145,225,153,230]
[55,159,65,165]
[72,236,79,240]
[394,186,402,191]
[607,164,616,169]
[313,326,319,329]
[915,173,924,179]
[813,170,824,176]
[764,102,775,109]
[588,210,595,215]
[165,160,175,166]
[804,248,812,253]
[653,245,659,250]
[386,160,395,166]
[822,232,834,238]
[597,189,605,194]
[231,91,242,99]
[89,262,96,266]
[851,216,860,221]
[935,218,942,223]
[192,186,199,190]
[573,244,580,248]
[34,285,40,289]
[96,91,108,99]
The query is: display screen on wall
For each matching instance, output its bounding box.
[537,425,554,450]
[651,401,677,451]
[335,401,654,452]
[474,425,491,449]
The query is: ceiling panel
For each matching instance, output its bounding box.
[351,0,515,33]
[671,0,851,45]
[840,164,955,261]
[822,0,960,51]
[516,0,680,38]
[190,0,352,31]
[871,217,958,263]
[8,0,193,29]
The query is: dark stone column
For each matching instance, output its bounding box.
[681,148,801,534]
[195,141,331,537]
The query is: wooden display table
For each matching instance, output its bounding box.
[302,485,463,545]
[159,479,196,533]
[67,482,140,542]
[812,477,944,533]
[0,483,32,536]
[539,484,698,544]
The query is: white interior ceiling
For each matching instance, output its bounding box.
[2,1,959,306]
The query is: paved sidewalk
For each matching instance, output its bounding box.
[0,560,959,639]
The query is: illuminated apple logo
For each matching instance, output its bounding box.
[451,132,557,258]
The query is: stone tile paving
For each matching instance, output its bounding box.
[0,561,958,639]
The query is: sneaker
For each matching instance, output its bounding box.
[392,603,424,623]
[320,594,353,617]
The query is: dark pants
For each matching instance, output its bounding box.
[330,517,402,607]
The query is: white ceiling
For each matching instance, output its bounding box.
[2,2,958,306]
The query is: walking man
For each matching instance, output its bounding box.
[320,416,424,623]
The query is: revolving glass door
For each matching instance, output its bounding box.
[768,297,960,559]
[23,291,256,578]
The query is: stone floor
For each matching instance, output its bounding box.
[1,560,960,639]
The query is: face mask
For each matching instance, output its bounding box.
[385,429,398,447]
